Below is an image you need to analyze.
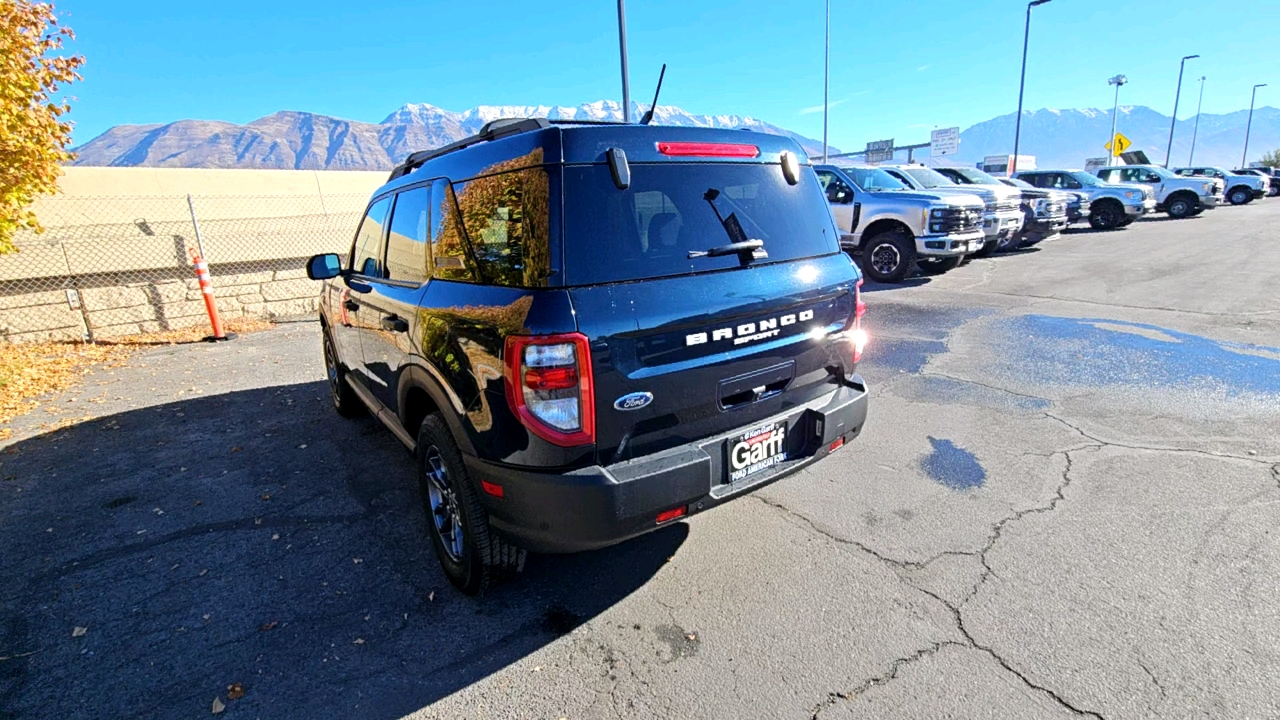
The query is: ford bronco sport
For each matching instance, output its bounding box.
[306,119,870,594]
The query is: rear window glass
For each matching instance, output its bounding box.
[562,163,838,285]
[452,167,552,288]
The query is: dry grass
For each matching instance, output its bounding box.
[0,318,275,439]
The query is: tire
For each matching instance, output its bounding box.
[1165,194,1195,219]
[1117,216,1136,227]
[323,328,364,418]
[418,414,524,595]
[1228,186,1252,205]
[1088,200,1124,230]
[860,230,916,283]
[916,256,962,275]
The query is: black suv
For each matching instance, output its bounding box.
[306,119,870,594]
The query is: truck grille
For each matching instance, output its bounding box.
[931,207,983,234]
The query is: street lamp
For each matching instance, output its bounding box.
[1242,83,1267,168]
[1107,74,1128,166]
[617,0,631,122]
[1163,54,1199,167]
[822,0,830,163]
[1188,76,1206,165]
[1011,0,1052,175]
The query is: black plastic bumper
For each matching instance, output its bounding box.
[467,378,870,553]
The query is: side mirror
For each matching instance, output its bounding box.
[307,253,342,280]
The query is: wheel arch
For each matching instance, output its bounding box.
[399,362,478,457]
[860,218,914,244]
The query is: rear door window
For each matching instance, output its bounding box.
[385,186,430,284]
[563,163,838,286]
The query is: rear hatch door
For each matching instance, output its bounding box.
[562,160,860,467]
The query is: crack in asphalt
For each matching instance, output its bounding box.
[758,448,1108,719]
[807,641,964,719]
[1044,411,1278,467]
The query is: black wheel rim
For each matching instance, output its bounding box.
[323,335,342,402]
[1232,190,1247,204]
[424,446,464,562]
[1171,200,1187,216]
[870,243,901,276]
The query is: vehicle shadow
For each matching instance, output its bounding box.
[0,382,686,719]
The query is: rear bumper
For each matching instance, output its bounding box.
[469,378,870,553]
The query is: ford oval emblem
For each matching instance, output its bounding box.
[613,392,653,411]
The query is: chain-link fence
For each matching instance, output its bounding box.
[0,193,369,342]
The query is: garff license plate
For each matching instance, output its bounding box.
[726,421,787,483]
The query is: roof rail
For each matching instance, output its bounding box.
[387,117,552,181]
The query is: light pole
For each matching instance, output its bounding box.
[1011,0,1052,176]
[617,0,631,123]
[1163,54,1199,167]
[822,0,830,163]
[1242,83,1267,168]
[1188,76,1206,165]
[1107,74,1128,166]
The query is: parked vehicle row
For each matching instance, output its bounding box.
[1173,166,1267,205]
[1231,167,1280,196]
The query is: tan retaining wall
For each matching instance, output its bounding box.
[0,167,385,342]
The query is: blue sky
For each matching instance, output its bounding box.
[60,0,1277,150]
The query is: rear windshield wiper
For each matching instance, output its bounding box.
[688,238,768,261]
[696,188,768,263]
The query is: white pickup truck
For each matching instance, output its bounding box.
[1094,164,1221,219]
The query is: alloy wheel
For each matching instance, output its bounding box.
[323,335,342,403]
[424,446,464,562]
[870,243,901,276]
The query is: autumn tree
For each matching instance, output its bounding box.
[0,1,84,254]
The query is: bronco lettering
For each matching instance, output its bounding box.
[686,309,816,347]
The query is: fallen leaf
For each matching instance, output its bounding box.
[533,666,542,672]
[428,591,435,602]
[352,558,362,564]
[686,633,697,641]
[199,569,208,577]
[260,621,278,631]
[297,444,307,449]
[71,626,87,638]
[271,534,280,541]
[226,683,244,700]
[353,638,365,645]
[260,494,271,501]
[230,447,242,453]
[212,697,225,714]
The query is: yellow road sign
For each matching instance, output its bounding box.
[1106,133,1132,156]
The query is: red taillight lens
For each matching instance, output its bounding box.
[504,333,595,447]
[656,142,760,158]
[852,280,867,364]
[524,366,578,391]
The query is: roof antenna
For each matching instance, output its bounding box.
[639,64,667,125]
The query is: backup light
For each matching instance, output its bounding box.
[657,142,760,158]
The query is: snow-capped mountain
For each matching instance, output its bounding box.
[71,101,833,170]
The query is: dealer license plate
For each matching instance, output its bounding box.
[725,421,787,484]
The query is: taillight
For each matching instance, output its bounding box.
[656,141,760,158]
[851,280,868,364]
[504,333,595,447]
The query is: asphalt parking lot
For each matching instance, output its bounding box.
[2,200,1279,720]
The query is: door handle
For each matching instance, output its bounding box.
[381,314,409,333]
[343,299,360,312]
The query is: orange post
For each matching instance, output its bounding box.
[189,248,230,341]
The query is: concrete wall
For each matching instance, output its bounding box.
[0,167,387,342]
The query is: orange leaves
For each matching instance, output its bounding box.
[0,1,86,253]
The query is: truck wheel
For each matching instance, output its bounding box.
[323,329,364,418]
[1165,194,1195,219]
[860,230,916,283]
[916,256,961,275]
[1227,186,1252,205]
[418,414,524,595]
[1089,200,1124,230]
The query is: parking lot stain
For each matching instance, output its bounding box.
[997,316,1280,396]
[653,624,700,662]
[921,437,985,490]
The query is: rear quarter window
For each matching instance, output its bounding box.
[563,163,838,286]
